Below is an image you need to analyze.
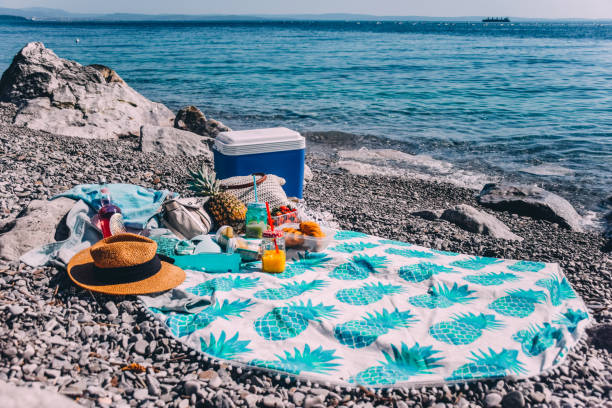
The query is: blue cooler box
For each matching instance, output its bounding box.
[213,127,306,198]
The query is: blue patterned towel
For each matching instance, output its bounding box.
[145,230,590,388]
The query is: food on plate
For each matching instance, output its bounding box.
[299,221,326,238]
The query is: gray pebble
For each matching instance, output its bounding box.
[8,304,24,315]
[133,388,149,400]
[184,380,201,395]
[502,391,524,408]
[485,392,502,407]
[104,301,118,316]
[134,339,148,355]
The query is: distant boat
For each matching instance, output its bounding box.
[482,17,510,23]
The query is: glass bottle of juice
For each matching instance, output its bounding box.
[260,230,286,273]
[98,187,125,238]
[245,202,268,238]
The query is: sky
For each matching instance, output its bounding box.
[1,0,612,19]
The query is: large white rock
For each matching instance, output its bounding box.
[139,125,213,158]
[0,381,81,408]
[0,42,174,139]
[441,204,523,241]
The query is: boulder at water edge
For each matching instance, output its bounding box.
[0,42,174,139]
[174,105,231,138]
[477,183,582,231]
[441,204,523,241]
[139,125,213,159]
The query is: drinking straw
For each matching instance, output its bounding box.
[265,202,280,253]
[253,175,258,202]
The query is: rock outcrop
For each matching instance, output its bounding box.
[139,125,213,159]
[441,204,523,241]
[0,381,81,408]
[174,105,231,138]
[477,183,582,231]
[0,42,174,139]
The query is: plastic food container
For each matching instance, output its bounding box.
[271,209,300,227]
[282,223,333,252]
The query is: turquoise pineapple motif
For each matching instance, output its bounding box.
[385,248,435,259]
[330,241,379,253]
[329,254,389,280]
[254,280,328,300]
[186,276,259,296]
[508,260,546,273]
[512,323,564,357]
[250,345,340,375]
[379,239,413,247]
[334,230,369,240]
[275,252,332,279]
[447,348,526,381]
[254,300,338,341]
[398,262,456,283]
[553,309,589,333]
[450,256,504,270]
[336,282,405,306]
[488,289,547,318]
[334,308,417,349]
[409,283,477,309]
[431,249,460,256]
[535,274,576,306]
[464,272,520,286]
[350,343,443,386]
[165,299,254,338]
[200,331,252,360]
[429,313,504,345]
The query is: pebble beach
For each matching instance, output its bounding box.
[0,100,611,408]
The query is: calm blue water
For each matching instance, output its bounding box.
[1,20,611,216]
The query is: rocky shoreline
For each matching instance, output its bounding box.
[0,42,611,408]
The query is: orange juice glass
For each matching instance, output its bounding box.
[261,230,286,273]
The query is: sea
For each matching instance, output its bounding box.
[0,20,610,225]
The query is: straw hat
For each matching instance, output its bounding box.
[67,233,185,295]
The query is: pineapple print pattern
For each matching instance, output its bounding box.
[334,308,417,349]
[254,300,339,341]
[250,344,341,374]
[329,254,389,280]
[350,343,444,386]
[399,262,456,283]
[430,313,504,345]
[148,229,588,387]
[336,283,405,306]
[409,283,477,309]
[488,289,547,318]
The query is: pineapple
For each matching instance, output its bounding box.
[330,242,379,253]
[165,299,253,337]
[275,252,332,279]
[250,344,341,375]
[463,272,520,286]
[350,342,443,386]
[488,289,546,318]
[385,248,436,259]
[378,239,413,247]
[398,262,456,283]
[507,260,546,273]
[450,256,504,271]
[334,308,417,349]
[409,283,476,309]
[553,308,589,333]
[200,331,252,360]
[446,348,526,381]
[429,313,504,345]
[431,249,460,256]
[254,300,338,341]
[254,279,328,300]
[188,164,247,230]
[329,254,389,280]
[535,274,576,306]
[512,323,564,357]
[186,276,259,296]
[334,230,369,240]
[336,282,405,306]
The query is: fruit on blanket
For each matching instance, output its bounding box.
[200,331,252,360]
[429,313,504,345]
[334,308,417,349]
[165,299,254,337]
[535,274,576,306]
[189,165,247,231]
[271,205,296,216]
[409,283,477,309]
[336,282,405,306]
[283,227,304,247]
[254,299,338,341]
[512,323,564,357]
[254,279,328,300]
[329,254,389,280]
[350,342,443,386]
[274,252,332,279]
[186,276,260,296]
[488,289,547,318]
[446,348,526,381]
[463,272,520,286]
[299,221,325,237]
[250,344,341,375]
[398,262,456,283]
